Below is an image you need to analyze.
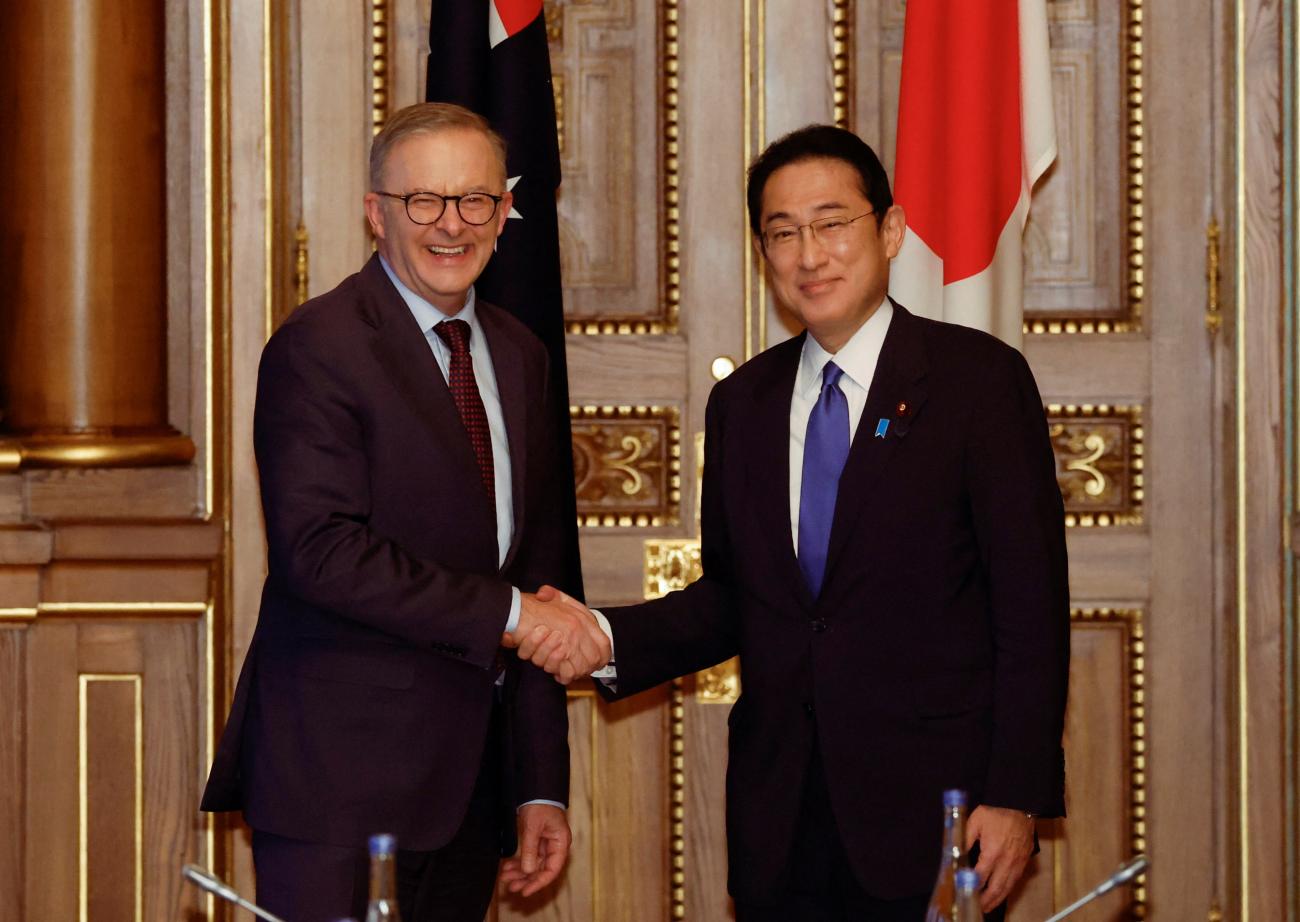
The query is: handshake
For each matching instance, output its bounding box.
[503,585,611,684]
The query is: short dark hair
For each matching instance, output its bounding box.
[746,124,893,239]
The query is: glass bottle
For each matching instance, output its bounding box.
[365,833,401,922]
[955,868,983,922]
[924,788,969,922]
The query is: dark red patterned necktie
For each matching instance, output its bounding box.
[433,319,495,507]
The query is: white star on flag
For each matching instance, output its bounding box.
[506,176,523,220]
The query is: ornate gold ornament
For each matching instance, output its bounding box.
[829,0,852,130]
[572,405,681,527]
[1047,403,1144,527]
[370,0,390,136]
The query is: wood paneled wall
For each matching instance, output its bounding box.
[2,0,1296,920]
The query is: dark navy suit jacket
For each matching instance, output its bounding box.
[599,303,1069,901]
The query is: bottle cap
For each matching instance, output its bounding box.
[943,788,968,807]
[368,833,397,856]
[956,869,979,891]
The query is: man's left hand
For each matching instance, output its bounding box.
[499,803,571,897]
[966,805,1034,912]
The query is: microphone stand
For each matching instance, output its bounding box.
[1042,855,1148,922]
[181,864,290,922]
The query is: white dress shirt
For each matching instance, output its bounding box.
[379,256,522,632]
[788,299,893,549]
[592,299,896,681]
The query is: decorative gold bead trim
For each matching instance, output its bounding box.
[370,0,390,136]
[1025,0,1144,336]
[1071,607,1147,918]
[669,679,686,919]
[294,223,309,306]
[566,0,681,335]
[1046,403,1144,527]
[0,433,197,472]
[829,0,853,130]
[572,405,682,528]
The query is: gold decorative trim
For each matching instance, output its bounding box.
[669,680,686,919]
[294,223,310,305]
[0,433,196,472]
[829,0,853,130]
[566,0,681,335]
[1071,608,1146,917]
[38,602,210,616]
[1024,0,1144,336]
[572,405,682,527]
[644,539,701,600]
[552,73,565,156]
[1046,403,1144,527]
[696,658,740,704]
[79,674,144,922]
[370,0,391,136]
[0,607,38,622]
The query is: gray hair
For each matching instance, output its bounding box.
[369,102,508,190]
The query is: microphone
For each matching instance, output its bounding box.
[181,864,290,922]
[1042,855,1148,922]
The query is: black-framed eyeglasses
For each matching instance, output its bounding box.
[375,190,504,226]
[761,211,875,251]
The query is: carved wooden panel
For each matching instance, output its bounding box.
[1048,403,1144,527]
[572,406,681,527]
[547,0,678,332]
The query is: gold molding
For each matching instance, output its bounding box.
[741,0,768,358]
[79,674,144,922]
[1047,403,1144,527]
[669,680,686,919]
[0,433,196,472]
[565,0,681,335]
[370,0,391,136]
[0,601,209,623]
[829,0,853,130]
[1024,0,1144,336]
[573,405,682,527]
[1070,607,1146,917]
[294,223,310,305]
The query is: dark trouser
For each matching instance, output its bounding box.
[734,746,1007,922]
[253,716,503,922]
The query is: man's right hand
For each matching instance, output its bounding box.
[505,585,610,684]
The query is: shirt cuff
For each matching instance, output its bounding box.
[518,798,567,813]
[504,587,522,634]
[590,608,617,680]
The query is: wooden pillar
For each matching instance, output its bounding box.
[0,0,192,468]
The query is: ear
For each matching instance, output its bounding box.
[363,192,387,241]
[494,190,514,238]
[880,204,906,259]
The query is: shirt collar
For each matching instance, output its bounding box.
[797,298,894,396]
[379,254,477,335]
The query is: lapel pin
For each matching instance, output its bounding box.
[874,418,890,438]
[896,400,909,417]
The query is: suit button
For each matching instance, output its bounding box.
[803,702,815,716]
[811,619,827,633]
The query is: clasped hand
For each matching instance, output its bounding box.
[503,585,610,684]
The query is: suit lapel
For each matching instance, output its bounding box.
[476,303,528,572]
[820,304,929,596]
[745,335,814,612]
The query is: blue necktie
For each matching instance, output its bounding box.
[798,361,851,596]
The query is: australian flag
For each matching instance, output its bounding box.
[426,1,584,601]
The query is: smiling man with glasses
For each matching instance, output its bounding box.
[518,123,1069,921]
[202,102,608,922]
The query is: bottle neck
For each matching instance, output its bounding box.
[940,805,967,865]
[369,851,398,903]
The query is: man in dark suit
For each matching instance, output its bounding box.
[520,125,1069,919]
[201,103,610,922]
